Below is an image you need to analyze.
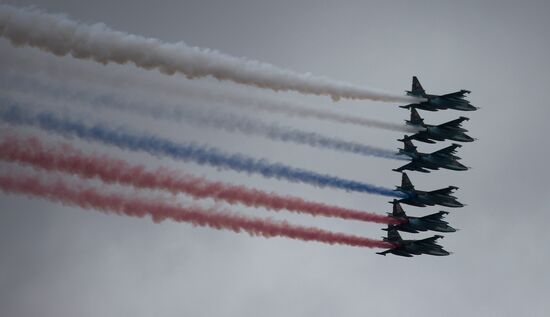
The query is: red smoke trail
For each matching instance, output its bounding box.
[0,135,400,225]
[0,172,395,249]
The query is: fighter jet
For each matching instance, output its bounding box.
[396,172,464,208]
[405,108,475,144]
[376,225,450,257]
[387,200,456,233]
[394,139,468,173]
[400,76,478,112]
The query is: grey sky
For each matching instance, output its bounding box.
[0,1,549,316]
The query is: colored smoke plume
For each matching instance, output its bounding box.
[0,172,395,249]
[0,134,401,224]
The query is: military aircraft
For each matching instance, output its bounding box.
[394,139,468,173]
[400,76,478,112]
[376,225,450,257]
[404,108,475,144]
[396,172,464,208]
[387,200,456,233]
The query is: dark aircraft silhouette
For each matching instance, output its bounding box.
[404,108,475,144]
[387,200,456,233]
[400,76,478,112]
[394,139,468,173]
[376,225,450,257]
[396,172,464,208]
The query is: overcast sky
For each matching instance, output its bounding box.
[1,1,549,316]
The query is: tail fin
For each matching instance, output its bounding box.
[411,76,426,96]
[407,108,424,126]
[401,173,415,191]
[383,225,402,242]
[401,138,418,154]
[392,200,406,217]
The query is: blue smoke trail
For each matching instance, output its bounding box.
[0,102,404,197]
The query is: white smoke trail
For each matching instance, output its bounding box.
[0,45,417,133]
[0,4,422,103]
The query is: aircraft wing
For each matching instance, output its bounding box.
[376,249,392,256]
[438,117,469,130]
[377,248,413,257]
[417,235,444,245]
[393,250,414,257]
[399,198,427,208]
[400,103,438,112]
[393,162,430,173]
[428,186,458,196]
[420,211,450,223]
[441,90,470,99]
[431,144,461,158]
[409,132,437,144]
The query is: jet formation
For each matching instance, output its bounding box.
[378,76,478,257]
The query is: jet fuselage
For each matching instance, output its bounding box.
[382,240,450,257]
[398,189,464,208]
[397,150,468,172]
[424,126,474,143]
[403,93,478,112]
[392,216,456,233]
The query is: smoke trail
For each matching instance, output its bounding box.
[0,75,405,160]
[115,105,405,160]
[0,135,401,224]
[0,4,422,103]
[0,66,418,133]
[0,102,403,197]
[0,172,396,249]
[232,99,418,132]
